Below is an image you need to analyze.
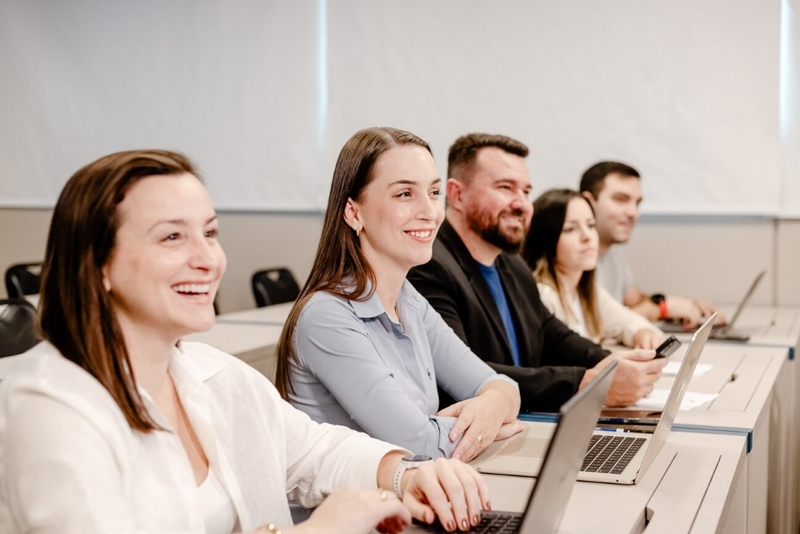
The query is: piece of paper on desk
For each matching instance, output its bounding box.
[634,389,719,411]
[662,361,713,377]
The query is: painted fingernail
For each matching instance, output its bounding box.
[447,520,456,531]
[473,514,480,525]
[486,500,492,510]
[461,519,469,530]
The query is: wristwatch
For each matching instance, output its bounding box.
[393,454,433,499]
[651,293,668,319]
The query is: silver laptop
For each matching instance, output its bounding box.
[478,314,715,485]
[661,271,765,341]
[408,360,617,534]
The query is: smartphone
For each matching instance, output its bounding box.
[654,335,681,359]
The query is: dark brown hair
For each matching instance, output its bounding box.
[39,149,198,432]
[275,127,431,398]
[447,133,529,180]
[579,161,640,199]
[522,189,602,338]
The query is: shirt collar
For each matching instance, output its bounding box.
[348,279,421,319]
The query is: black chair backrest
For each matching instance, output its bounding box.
[251,268,300,307]
[0,299,41,358]
[5,262,43,299]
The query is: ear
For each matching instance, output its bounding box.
[581,191,596,204]
[343,197,362,232]
[445,178,464,209]
[101,265,112,293]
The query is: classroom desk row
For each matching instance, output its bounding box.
[1,303,799,533]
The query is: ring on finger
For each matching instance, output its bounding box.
[379,489,387,501]
[476,434,485,447]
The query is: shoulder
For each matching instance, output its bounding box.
[0,342,130,432]
[536,281,559,301]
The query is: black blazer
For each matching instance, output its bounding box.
[408,219,609,413]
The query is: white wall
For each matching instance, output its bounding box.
[2,207,798,312]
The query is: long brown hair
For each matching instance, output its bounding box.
[522,189,602,338]
[39,149,198,432]
[275,127,431,398]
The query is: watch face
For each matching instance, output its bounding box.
[651,293,666,304]
[403,454,433,462]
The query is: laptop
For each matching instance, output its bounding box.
[478,314,715,485]
[661,271,765,341]
[408,360,617,534]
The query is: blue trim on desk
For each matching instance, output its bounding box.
[518,414,753,453]
[519,413,559,423]
[672,424,753,454]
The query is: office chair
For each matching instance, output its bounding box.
[5,262,43,299]
[0,298,41,358]
[251,268,300,307]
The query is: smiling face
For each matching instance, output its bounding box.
[102,173,226,344]
[589,173,642,246]
[459,147,533,252]
[555,197,599,277]
[346,144,443,278]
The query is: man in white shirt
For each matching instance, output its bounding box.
[579,161,726,327]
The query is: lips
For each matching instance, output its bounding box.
[406,230,433,238]
[172,283,211,295]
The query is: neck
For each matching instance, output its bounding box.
[555,266,583,296]
[446,210,502,267]
[362,252,407,321]
[117,314,177,405]
[598,238,613,258]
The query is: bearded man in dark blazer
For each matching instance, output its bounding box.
[408,133,665,412]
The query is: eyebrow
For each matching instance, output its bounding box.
[147,215,218,234]
[388,177,442,187]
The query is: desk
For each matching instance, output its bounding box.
[216,302,294,325]
[473,423,746,533]
[184,322,283,382]
[658,344,787,534]
[676,305,800,534]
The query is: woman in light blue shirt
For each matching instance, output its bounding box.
[276,127,523,461]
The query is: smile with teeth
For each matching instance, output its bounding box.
[172,283,211,295]
[406,230,432,238]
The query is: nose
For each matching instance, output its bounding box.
[189,234,223,271]
[416,193,439,221]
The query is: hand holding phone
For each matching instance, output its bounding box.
[654,335,681,359]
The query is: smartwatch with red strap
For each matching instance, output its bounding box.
[651,293,668,319]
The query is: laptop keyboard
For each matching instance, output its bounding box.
[581,434,647,475]
[419,512,523,533]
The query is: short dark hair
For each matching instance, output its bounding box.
[579,161,640,198]
[447,133,528,180]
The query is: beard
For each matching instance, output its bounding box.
[466,206,529,253]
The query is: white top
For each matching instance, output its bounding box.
[537,282,663,347]
[198,467,238,534]
[0,341,398,534]
[595,246,635,303]
[565,292,589,338]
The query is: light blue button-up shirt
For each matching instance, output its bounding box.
[289,280,516,458]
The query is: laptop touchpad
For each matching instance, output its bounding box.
[502,437,550,458]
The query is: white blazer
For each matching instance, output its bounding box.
[0,341,398,533]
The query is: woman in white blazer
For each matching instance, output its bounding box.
[522,189,665,349]
[0,150,489,534]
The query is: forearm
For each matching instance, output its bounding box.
[629,299,660,321]
[476,380,520,422]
